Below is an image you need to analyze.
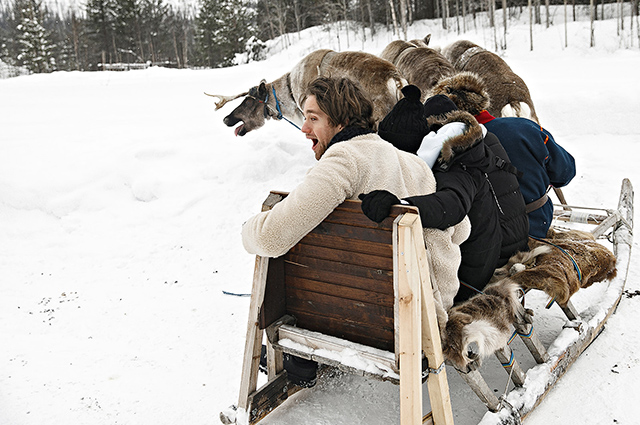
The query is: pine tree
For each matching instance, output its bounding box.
[15,0,55,73]
[112,0,143,62]
[86,0,116,65]
[194,0,255,68]
[140,0,170,63]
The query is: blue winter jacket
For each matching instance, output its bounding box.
[478,114,576,238]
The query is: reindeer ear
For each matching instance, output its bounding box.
[424,34,431,45]
[453,312,473,326]
[257,81,268,99]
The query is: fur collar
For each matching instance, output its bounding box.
[427,110,483,163]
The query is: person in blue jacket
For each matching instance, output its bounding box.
[430,72,576,238]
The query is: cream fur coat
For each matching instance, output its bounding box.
[242,133,471,322]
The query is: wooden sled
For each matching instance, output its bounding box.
[222,178,633,425]
[221,190,454,425]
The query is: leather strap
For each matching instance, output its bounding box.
[525,193,549,213]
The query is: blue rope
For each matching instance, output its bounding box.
[459,280,484,295]
[272,86,301,130]
[529,235,582,281]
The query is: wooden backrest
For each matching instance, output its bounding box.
[259,192,419,352]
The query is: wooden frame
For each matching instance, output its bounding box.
[221,178,633,425]
[221,192,455,425]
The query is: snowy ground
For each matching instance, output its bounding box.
[1,8,639,425]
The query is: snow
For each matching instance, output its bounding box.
[1,7,640,425]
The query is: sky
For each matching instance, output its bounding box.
[1,6,640,425]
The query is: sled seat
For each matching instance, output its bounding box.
[223,191,454,425]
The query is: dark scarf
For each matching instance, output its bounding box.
[326,125,375,151]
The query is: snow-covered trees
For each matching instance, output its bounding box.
[14,0,55,73]
[1,0,639,74]
[194,0,255,67]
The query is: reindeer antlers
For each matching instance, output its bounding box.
[204,91,249,110]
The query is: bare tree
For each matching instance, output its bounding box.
[590,0,595,47]
[502,0,507,49]
[529,0,533,50]
[545,0,550,28]
[388,0,400,36]
[564,0,568,47]
[398,0,408,38]
[441,0,449,29]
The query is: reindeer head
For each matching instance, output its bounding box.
[206,80,273,137]
[442,312,479,371]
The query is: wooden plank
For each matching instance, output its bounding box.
[559,300,581,321]
[288,310,394,351]
[396,213,424,425]
[455,368,501,412]
[237,256,270,412]
[300,230,392,257]
[514,321,550,364]
[409,213,455,425]
[247,371,302,425]
[288,243,393,270]
[495,345,526,387]
[422,411,434,425]
[268,191,418,213]
[259,256,286,329]
[276,324,397,374]
[284,255,393,294]
[285,275,394,307]
[305,220,393,246]
[285,286,394,328]
[322,207,397,230]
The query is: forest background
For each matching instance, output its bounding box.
[0,0,639,77]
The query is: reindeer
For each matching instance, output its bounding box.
[442,40,539,123]
[379,35,455,103]
[207,49,407,136]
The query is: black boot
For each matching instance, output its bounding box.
[259,344,318,387]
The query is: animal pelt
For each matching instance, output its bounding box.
[442,279,525,371]
[491,228,617,305]
[440,40,539,123]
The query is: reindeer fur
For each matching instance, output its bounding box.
[216,49,407,136]
[380,37,455,103]
[441,40,539,123]
[442,279,525,371]
[491,228,617,305]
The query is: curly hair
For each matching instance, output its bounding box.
[302,76,375,130]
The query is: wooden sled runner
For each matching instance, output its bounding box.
[221,178,633,425]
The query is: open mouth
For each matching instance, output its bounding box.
[311,138,318,151]
[234,123,246,137]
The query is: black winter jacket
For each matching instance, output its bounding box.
[405,111,504,302]
[483,132,530,265]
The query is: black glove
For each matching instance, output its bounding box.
[358,190,401,223]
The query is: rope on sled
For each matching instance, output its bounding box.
[529,235,583,309]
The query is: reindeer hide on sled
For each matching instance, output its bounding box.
[492,228,618,306]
